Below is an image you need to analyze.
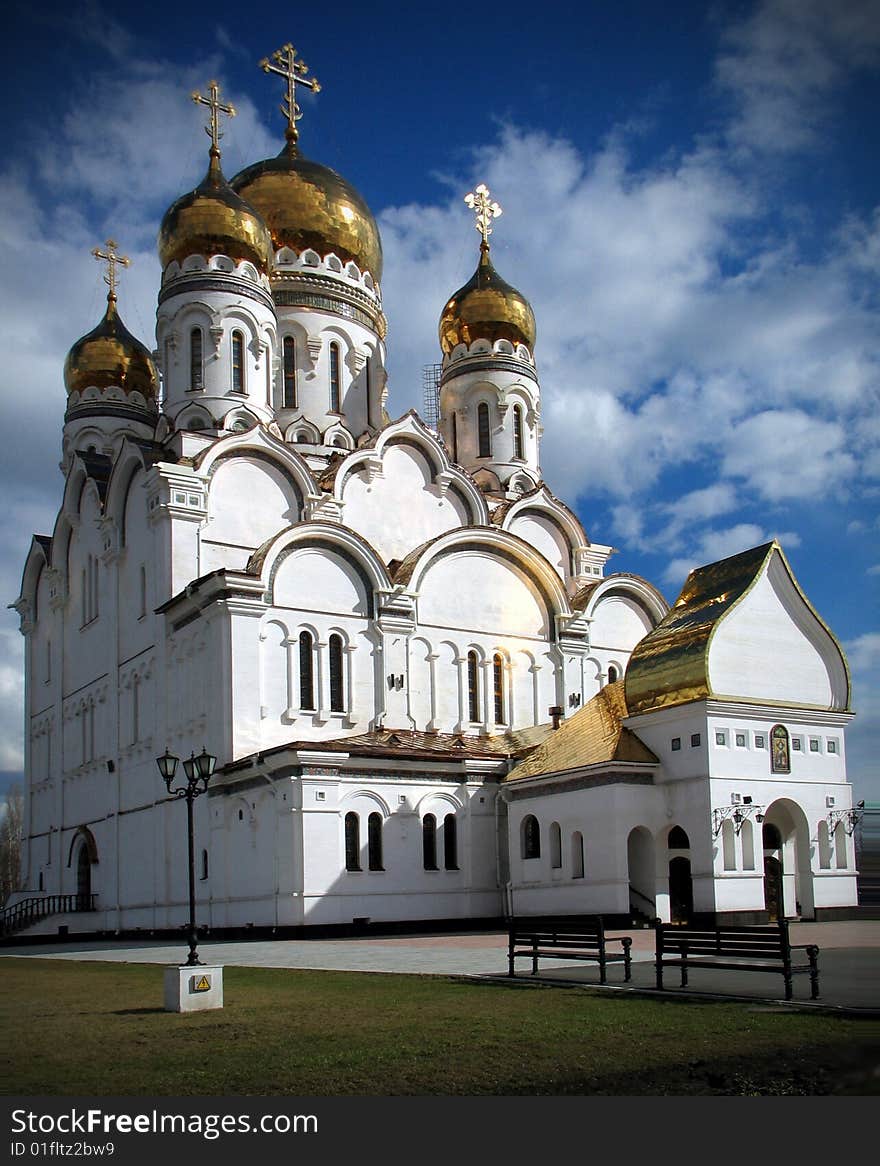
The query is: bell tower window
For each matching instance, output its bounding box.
[189,328,203,391]
[477,402,491,458]
[283,336,297,409]
[329,342,341,412]
[231,331,245,394]
[513,405,524,460]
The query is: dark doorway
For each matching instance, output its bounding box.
[76,844,91,907]
[669,856,693,923]
[764,855,783,921]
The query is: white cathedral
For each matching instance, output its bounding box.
[11,51,859,938]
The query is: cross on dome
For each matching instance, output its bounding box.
[464,184,502,248]
[192,80,236,157]
[259,42,321,145]
[91,239,130,303]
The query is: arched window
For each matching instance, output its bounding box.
[231,330,245,393]
[513,405,524,460]
[607,665,619,684]
[444,813,458,870]
[467,651,480,722]
[329,341,341,412]
[422,814,438,870]
[299,631,314,710]
[522,814,540,860]
[451,412,458,462]
[572,831,585,879]
[282,336,297,409]
[200,849,209,880]
[329,634,345,712]
[493,654,505,724]
[189,327,203,390]
[549,822,562,869]
[477,402,491,458]
[368,812,383,871]
[345,812,360,871]
[668,826,690,849]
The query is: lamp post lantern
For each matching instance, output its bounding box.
[157,747,216,966]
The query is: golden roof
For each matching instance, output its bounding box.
[625,542,781,715]
[158,151,272,271]
[439,243,536,356]
[63,296,158,400]
[507,681,657,782]
[231,142,383,280]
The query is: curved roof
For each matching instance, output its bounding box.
[625,541,851,715]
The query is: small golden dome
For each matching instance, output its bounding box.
[158,151,272,271]
[64,297,158,400]
[231,141,383,280]
[439,245,536,356]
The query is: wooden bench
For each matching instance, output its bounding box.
[654,920,820,1000]
[508,915,632,983]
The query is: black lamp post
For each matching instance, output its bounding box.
[157,746,216,967]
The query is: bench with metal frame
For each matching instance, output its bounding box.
[508,915,633,983]
[654,919,820,1000]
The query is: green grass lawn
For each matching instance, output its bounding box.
[1,958,877,1095]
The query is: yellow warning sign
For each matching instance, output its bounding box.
[192,975,211,993]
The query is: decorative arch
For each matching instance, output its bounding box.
[254,522,392,609]
[339,789,392,817]
[195,424,318,511]
[67,825,99,868]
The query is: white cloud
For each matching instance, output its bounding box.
[661,523,802,590]
[844,632,880,802]
[716,0,880,154]
[721,410,857,501]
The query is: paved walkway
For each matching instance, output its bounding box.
[3,920,879,1013]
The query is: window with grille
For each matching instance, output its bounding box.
[477,402,491,457]
[299,631,314,710]
[329,634,345,712]
[513,405,524,459]
[467,651,480,721]
[189,328,203,390]
[231,331,245,393]
[283,336,297,409]
[522,815,540,860]
[493,654,505,724]
[329,342,341,412]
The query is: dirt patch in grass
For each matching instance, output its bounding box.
[1,959,877,1096]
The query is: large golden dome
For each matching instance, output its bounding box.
[158,150,272,271]
[231,141,383,280]
[439,244,536,356]
[64,297,158,400]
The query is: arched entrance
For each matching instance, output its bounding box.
[627,826,656,921]
[761,802,814,920]
[667,826,693,923]
[76,842,92,906]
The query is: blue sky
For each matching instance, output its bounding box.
[0,0,877,799]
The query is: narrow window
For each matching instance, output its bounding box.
[329,634,345,712]
[477,402,491,457]
[467,651,480,722]
[345,812,360,871]
[451,412,458,462]
[46,640,51,683]
[522,814,540,860]
[572,831,585,879]
[200,849,209,880]
[231,330,245,393]
[81,568,87,625]
[423,814,438,870]
[329,341,341,412]
[443,813,458,870]
[139,564,147,618]
[190,327,203,390]
[493,653,505,724]
[513,405,524,460]
[92,557,99,619]
[131,676,140,744]
[282,336,297,409]
[607,665,619,684]
[298,631,315,710]
[549,822,562,869]
[368,812,384,871]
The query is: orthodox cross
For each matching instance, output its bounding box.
[464,184,502,247]
[259,43,321,144]
[191,80,236,155]
[91,239,130,302]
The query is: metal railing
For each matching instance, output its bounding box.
[0,893,97,938]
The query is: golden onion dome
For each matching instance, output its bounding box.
[63,296,158,400]
[439,244,536,356]
[158,150,272,271]
[230,141,383,281]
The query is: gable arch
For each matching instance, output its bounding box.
[340,789,392,816]
[254,523,391,613]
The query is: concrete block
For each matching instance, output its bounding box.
[164,964,224,1012]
